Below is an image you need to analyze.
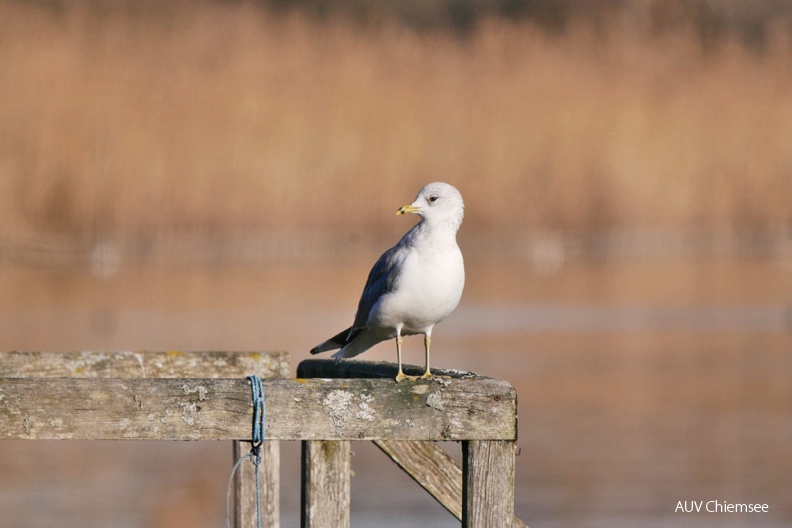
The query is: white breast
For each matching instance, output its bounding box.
[370,243,465,335]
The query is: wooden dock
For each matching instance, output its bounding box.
[0,351,525,527]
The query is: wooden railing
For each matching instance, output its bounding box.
[0,352,524,527]
[297,359,526,528]
[0,350,289,527]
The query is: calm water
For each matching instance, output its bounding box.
[1,257,791,527]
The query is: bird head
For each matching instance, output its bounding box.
[397,182,464,230]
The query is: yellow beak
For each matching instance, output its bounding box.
[397,205,420,215]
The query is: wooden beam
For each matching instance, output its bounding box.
[374,440,463,518]
[301,440,351,528]
[0,378,516,441]
[233,440,279,528]
[463,440,516,528]
[374,440,528,528]
[0,350,290,379]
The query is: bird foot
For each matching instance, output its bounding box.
[395,371,418,383]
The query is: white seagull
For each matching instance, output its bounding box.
[311,182,465,382]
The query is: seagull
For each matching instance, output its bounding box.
[311,182,465,382]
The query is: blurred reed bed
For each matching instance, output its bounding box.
[1,0,791,263]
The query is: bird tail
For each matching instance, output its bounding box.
[310,327,357,355]
[330,330,383,360]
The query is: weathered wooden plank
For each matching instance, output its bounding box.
[0,351,290,379]
[462,440,516,528]
[301,440,351,528]
[0,378,516,441]
[233,440,279,528]
[374,440,528,528]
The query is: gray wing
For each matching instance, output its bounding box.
[351,243,408,331]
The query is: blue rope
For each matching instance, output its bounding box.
[225,375,266,528]
[250,375,265,447]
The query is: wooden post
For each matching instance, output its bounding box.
[301,440,351,528]
[375,440,527,528]
[234,440,279,528]
[462,440,515,528]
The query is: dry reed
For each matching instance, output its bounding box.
[1,1,791,260]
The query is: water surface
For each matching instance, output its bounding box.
[1,257,790,527]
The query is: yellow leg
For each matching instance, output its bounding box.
[420,335,433,379]
[395,330,416,382]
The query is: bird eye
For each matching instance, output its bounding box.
[428,196,438,203]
